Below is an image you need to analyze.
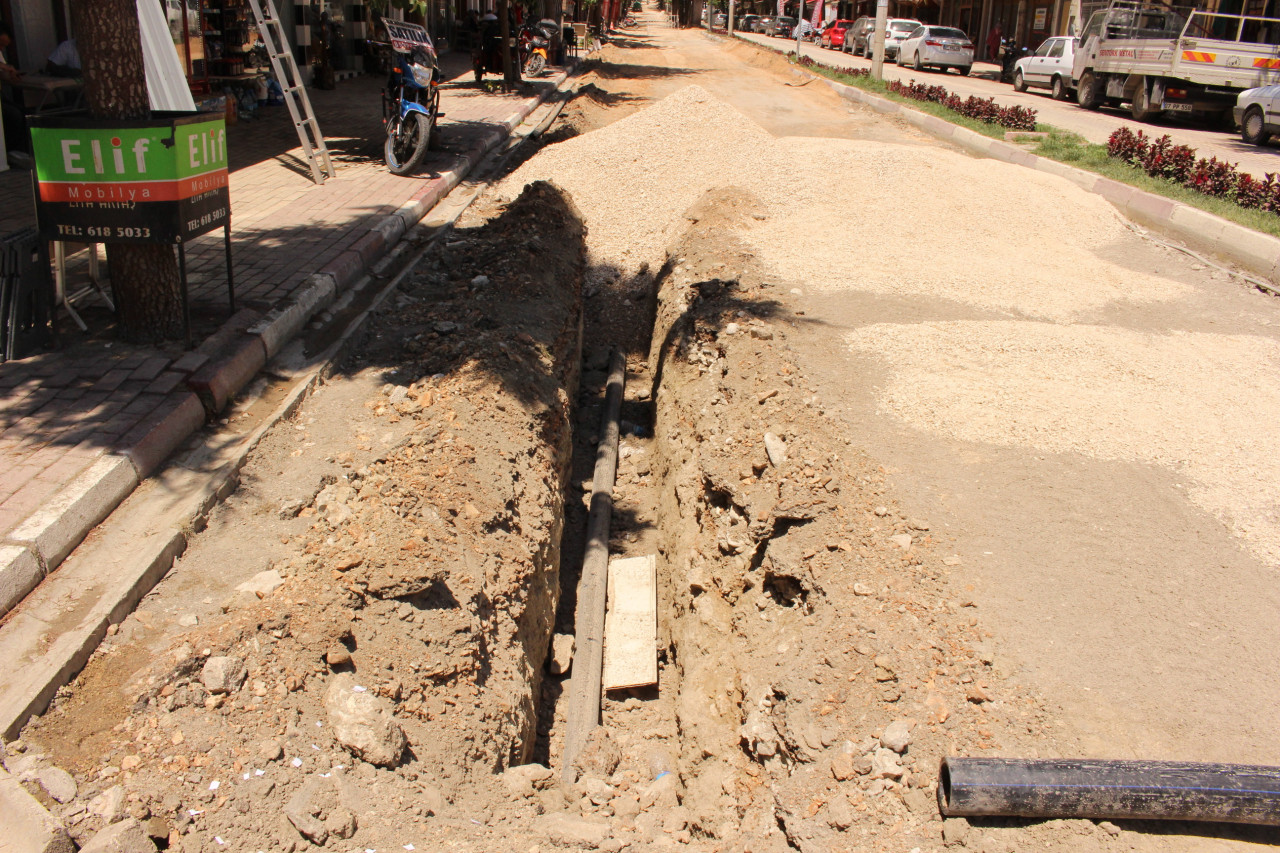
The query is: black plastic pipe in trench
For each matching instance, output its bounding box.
[561,349,626,783]
[938,757,1280,827]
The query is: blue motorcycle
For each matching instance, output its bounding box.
[380,20,442,175]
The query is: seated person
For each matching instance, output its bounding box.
[45,38,80,77]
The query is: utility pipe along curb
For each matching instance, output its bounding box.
[939,757,1280,826]
[562,349,627,783]
[725,32,1280,288]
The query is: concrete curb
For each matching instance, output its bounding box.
[0,456,140,619]
[0,68,573,623]
[0,545,42,617]
[6,456,138,570]
[731,33,1280,283]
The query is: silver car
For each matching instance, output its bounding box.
[1235,84,1280,147]
[883,19,923,59]
[896,25,974,75]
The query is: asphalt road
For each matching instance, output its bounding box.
[733,29,1280,179]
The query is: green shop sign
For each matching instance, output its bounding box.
[29,112,231,245]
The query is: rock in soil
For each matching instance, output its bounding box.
[549,632,575,675]
[77,818,155,853]
[324,673,407,767]
[199,655,246,694]
[880,720,912,754]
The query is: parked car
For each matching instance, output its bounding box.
[882,19,923,59]
[1011,36,1077,100]
[736,14,761,32]
[896,25,974,74]
[764,15,798,37]
[1236,84,1280,146]
[712,12,727,27]
[820,19,858,49]
[843,16,875,55]
[753,15,774,33]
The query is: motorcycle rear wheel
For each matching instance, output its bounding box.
[385,112,432,176]
[525,52,546,76]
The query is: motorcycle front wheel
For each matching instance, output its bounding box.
[524,52,546,77]
[385,112,431,176]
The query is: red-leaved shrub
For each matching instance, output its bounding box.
[1106,127,1280,216]
[886,79,1038,131]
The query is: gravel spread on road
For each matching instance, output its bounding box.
[742,142,1192,321]
[846,320,1280,565]
[504,84,1189,320]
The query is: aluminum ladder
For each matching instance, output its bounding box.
[247,0,336,185]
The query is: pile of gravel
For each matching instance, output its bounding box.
[507,85,1187,321]
[846,320,1280,563]
[500,85,775,279]
[506,83,1280,562]
[740,140,1191,322]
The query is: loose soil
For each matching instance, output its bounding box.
[8,11,1279,853]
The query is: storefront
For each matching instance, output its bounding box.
[834,0,941,23]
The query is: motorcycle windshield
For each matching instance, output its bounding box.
[383,18,435,61]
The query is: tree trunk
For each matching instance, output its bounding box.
[70,0,185,344]
[499,0,518,88]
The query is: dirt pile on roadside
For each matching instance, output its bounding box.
[498,84,775,282]
[16,181,585,852]
[507,81,1189,323]
[640,186,1094,852]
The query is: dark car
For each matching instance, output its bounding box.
[843,16,874,55]
[765,15,797,37]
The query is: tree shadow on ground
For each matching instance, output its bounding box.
[592,61,698,80]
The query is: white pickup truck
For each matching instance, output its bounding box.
[1071,0,1280,123]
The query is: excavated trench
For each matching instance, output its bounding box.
[528,184,963,852]
[528,164,1079,853]
[9,63,1049,853]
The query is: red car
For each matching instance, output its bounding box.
[820,19,857,49]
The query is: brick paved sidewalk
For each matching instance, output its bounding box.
[0,54,567,614]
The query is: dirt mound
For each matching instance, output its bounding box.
[499,85,774,281]
[641,187,1080,851]
[18,181,585,852]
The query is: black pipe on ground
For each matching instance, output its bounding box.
[938,757,1280,827]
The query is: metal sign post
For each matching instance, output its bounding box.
[871,0,889,78]
[795,0,803,53]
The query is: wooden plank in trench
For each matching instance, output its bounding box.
[602,554,657,691]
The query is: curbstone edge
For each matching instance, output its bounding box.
[186,335,269,416]
[120,393,208,480]
[6,456,139,571]
[0,545,43,618]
